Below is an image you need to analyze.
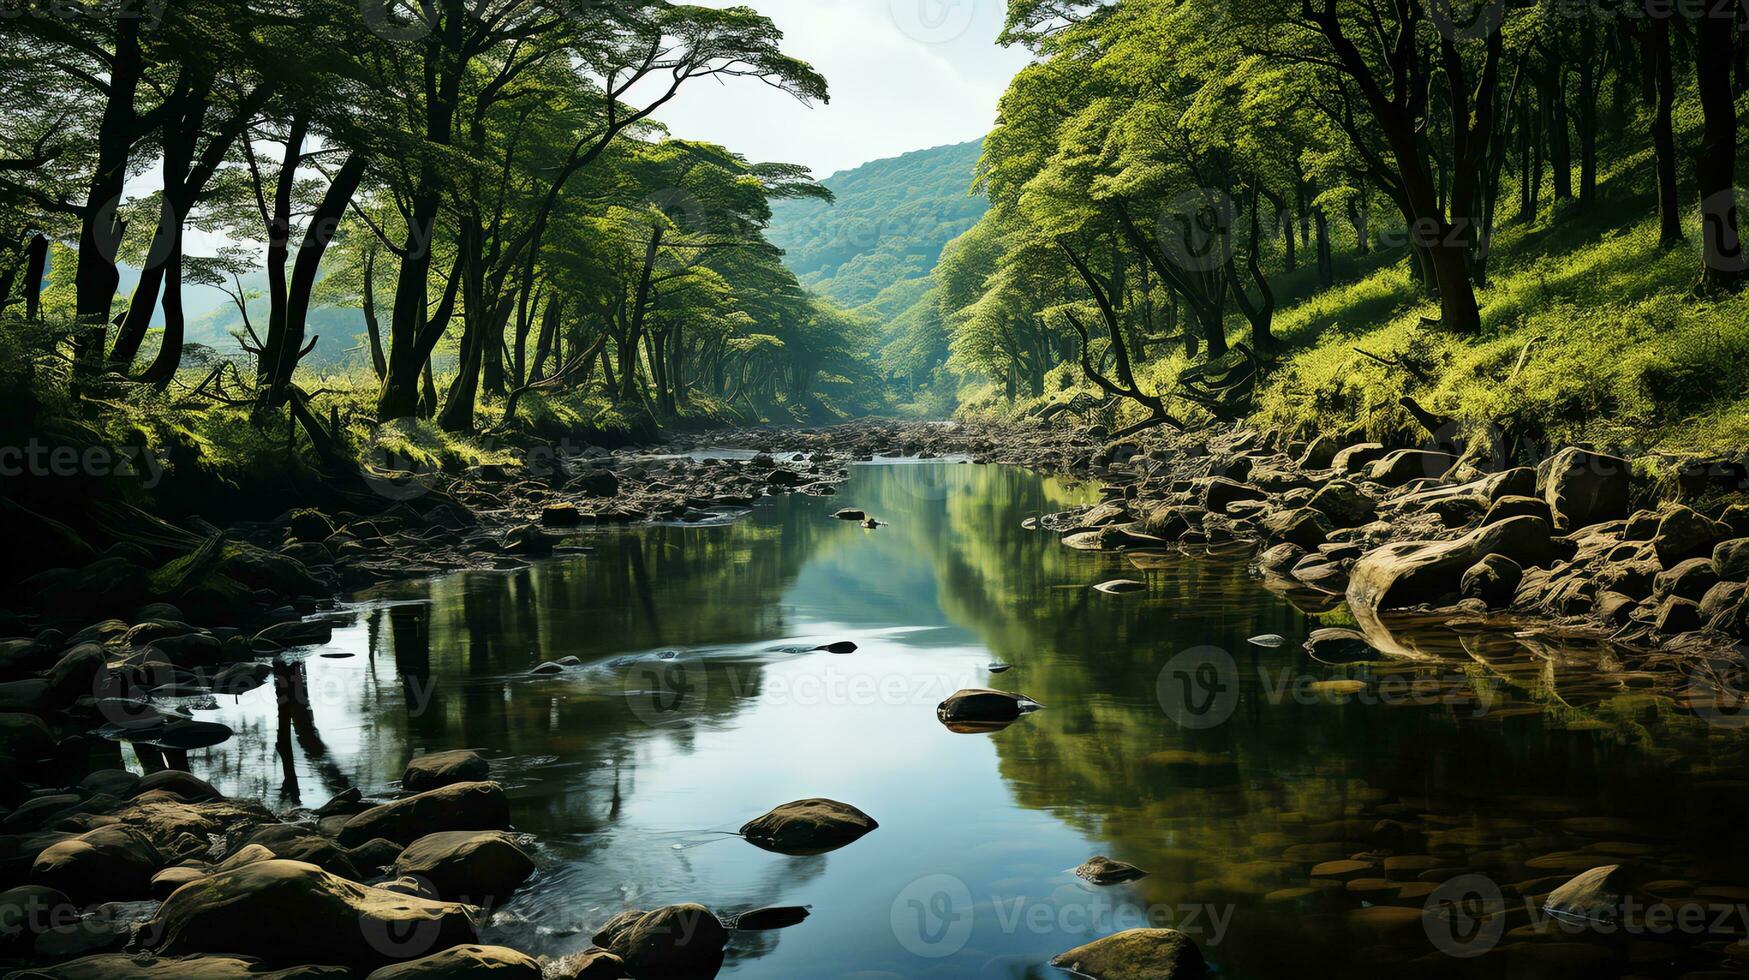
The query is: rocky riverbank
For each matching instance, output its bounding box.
[2,415,1747,978]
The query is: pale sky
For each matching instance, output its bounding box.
[644,0,1032,178]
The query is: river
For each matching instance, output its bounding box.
[171,460,1749,978]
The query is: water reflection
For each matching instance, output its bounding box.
[178,462,1749,978]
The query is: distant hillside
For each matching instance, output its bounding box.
[767,139,987,309]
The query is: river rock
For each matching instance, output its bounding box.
[1366,450,1457,486]
[1714,538,1749,582]
[1543,864,1629,923]
[1331,443,1387,474]
[13,953,350,979]
[241,825,361,879]
[1348,515,1552,615]
[0,884,73,955]
[363,945,541,980]
[1654,596,1704,634]
[1297,434,1340,469]
[739,799,877,855]
[731,906,809,930]
[541,504,583,528]
[337,781,510,847]
[1257,543,1306,576]
[1076,855,1148,885]
[151,859,479,970]
[1652,558,1718,602]
[937,688,1033,724]
[831,508,866,521]
[132,770,221,802]
[1461,554,1523,608]
[1261,508,1328,549]
[402,751,492,793]
[550,949,624,979]
[591,904,727,979]
[1652,505,1726,564]
[393,831,534,906]
[1049,928,1205,979]
[1306,481,1376,526]
[1538,448,1631,532]
[572,470,620,498]
[31,825,162,903]
[1484,495,1550,526]
[1203,478,1266,515]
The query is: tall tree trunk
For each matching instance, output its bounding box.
[257,154,370,403]
[22,234,46,321]
[1577,23,1600,205]
[1648,15,1685,246]
[1548,64,1573,200]
[1696,5,1741,290]
[257,116,308,386]
[72,15,144,379]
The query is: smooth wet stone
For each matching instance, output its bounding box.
[20,953,350,979]
[364,945,542,980]
[739,799,877,855]
[393,831,535,907]
[937,688,1035,724]
[591,904,727,979]
[530,661,565,674]
[31,825,162,903]
[337,781,511,847]
[730,906,809,930]
[1246,634,1286,647]
[1049,928,1205,979]
[1303,628,1383,664]
[1075,855,1148,885]
[831,508,866,521]
[811,641,857,653]
[151,859,479,970]
[402,750,492,794]
[1543,864,1629,923]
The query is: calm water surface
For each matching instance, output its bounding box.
[177,462,1749,978]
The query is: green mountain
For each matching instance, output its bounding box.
[767,139,987,310]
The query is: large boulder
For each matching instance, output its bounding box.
[1260,508,1328,550]
[151,860,479,970]
[1365,450,1457,487]
[1347,516,1553,617]
[1652,505,1727,565]
[9,953,350,979]
[337,782,510,847]
[1331,443,1387,475]
[401,751,491,794]
[1538,448,1632,532]
[1652,558,1719,602]
[393,831,534,907]
[1714,538,1749,582]
[1202,479,1266,515]
[1306,481,1376,527]
[238,825,361,879]
[31,825,162,903]
[363,945,541,980]
[1049,928,1206,979]
[1461,554,1523,608]
[738,799,878,855]
[591,905,727,980]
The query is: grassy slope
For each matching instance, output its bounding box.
[965,101,1749,467]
